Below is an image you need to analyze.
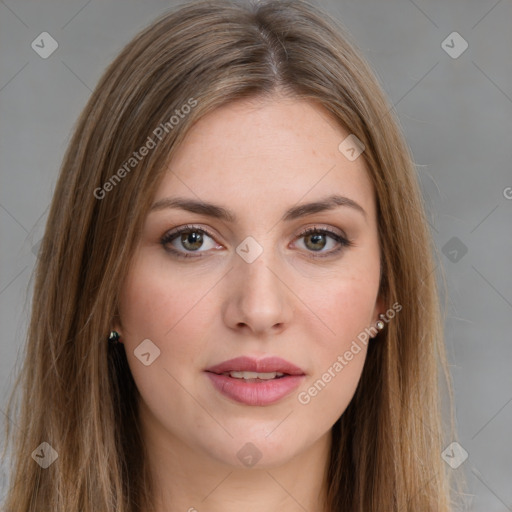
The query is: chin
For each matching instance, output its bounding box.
[209,444,298,470]
[196,427,312,470]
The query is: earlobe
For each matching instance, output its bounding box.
[111,311,123,335]
[109,314,123,344]
[372,294,387,325]
[368,295,388,339]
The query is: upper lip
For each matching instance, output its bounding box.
[205,356,305,375]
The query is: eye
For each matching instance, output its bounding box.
[294,226,353,258]
[160,224,353,260]
[160,225,220,258]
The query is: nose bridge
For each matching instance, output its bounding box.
[224,235,293,333]
[236,243,281,303]
[235,231,279,284]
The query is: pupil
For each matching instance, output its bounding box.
[182,231,202,250]
[306,233,325,251]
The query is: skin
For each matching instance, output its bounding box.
[115,94,385,512]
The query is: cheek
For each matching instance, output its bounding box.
[294,266,379,417]
[117,254,217,364]
[116,257,217,423]
[295,233,381,344]
[293,279,373,434]
[307,270,380,350]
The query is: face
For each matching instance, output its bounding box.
[116,96,384,470]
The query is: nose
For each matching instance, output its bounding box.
[221,251,294,337]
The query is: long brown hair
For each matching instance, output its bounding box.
[2,0,458,510]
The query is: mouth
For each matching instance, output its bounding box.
[215,370,289,382]
[204,356,306,406]
[205,355,305,376]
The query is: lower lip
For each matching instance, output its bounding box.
[205,372,305,406]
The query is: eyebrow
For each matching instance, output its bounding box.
[150,194,367,222]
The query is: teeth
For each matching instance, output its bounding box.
[224,371,285,380]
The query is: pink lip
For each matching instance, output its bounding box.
[205,356,305,375]
[204,356,306,406]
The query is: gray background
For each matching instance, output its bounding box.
[0,0,511,510]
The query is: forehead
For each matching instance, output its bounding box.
[154,96,376,221]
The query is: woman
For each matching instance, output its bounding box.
[1,0,459,510]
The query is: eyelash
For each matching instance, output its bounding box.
[160,224,353,259]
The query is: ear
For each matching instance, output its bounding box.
[372,294,387,324]
[111,311,124,344]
